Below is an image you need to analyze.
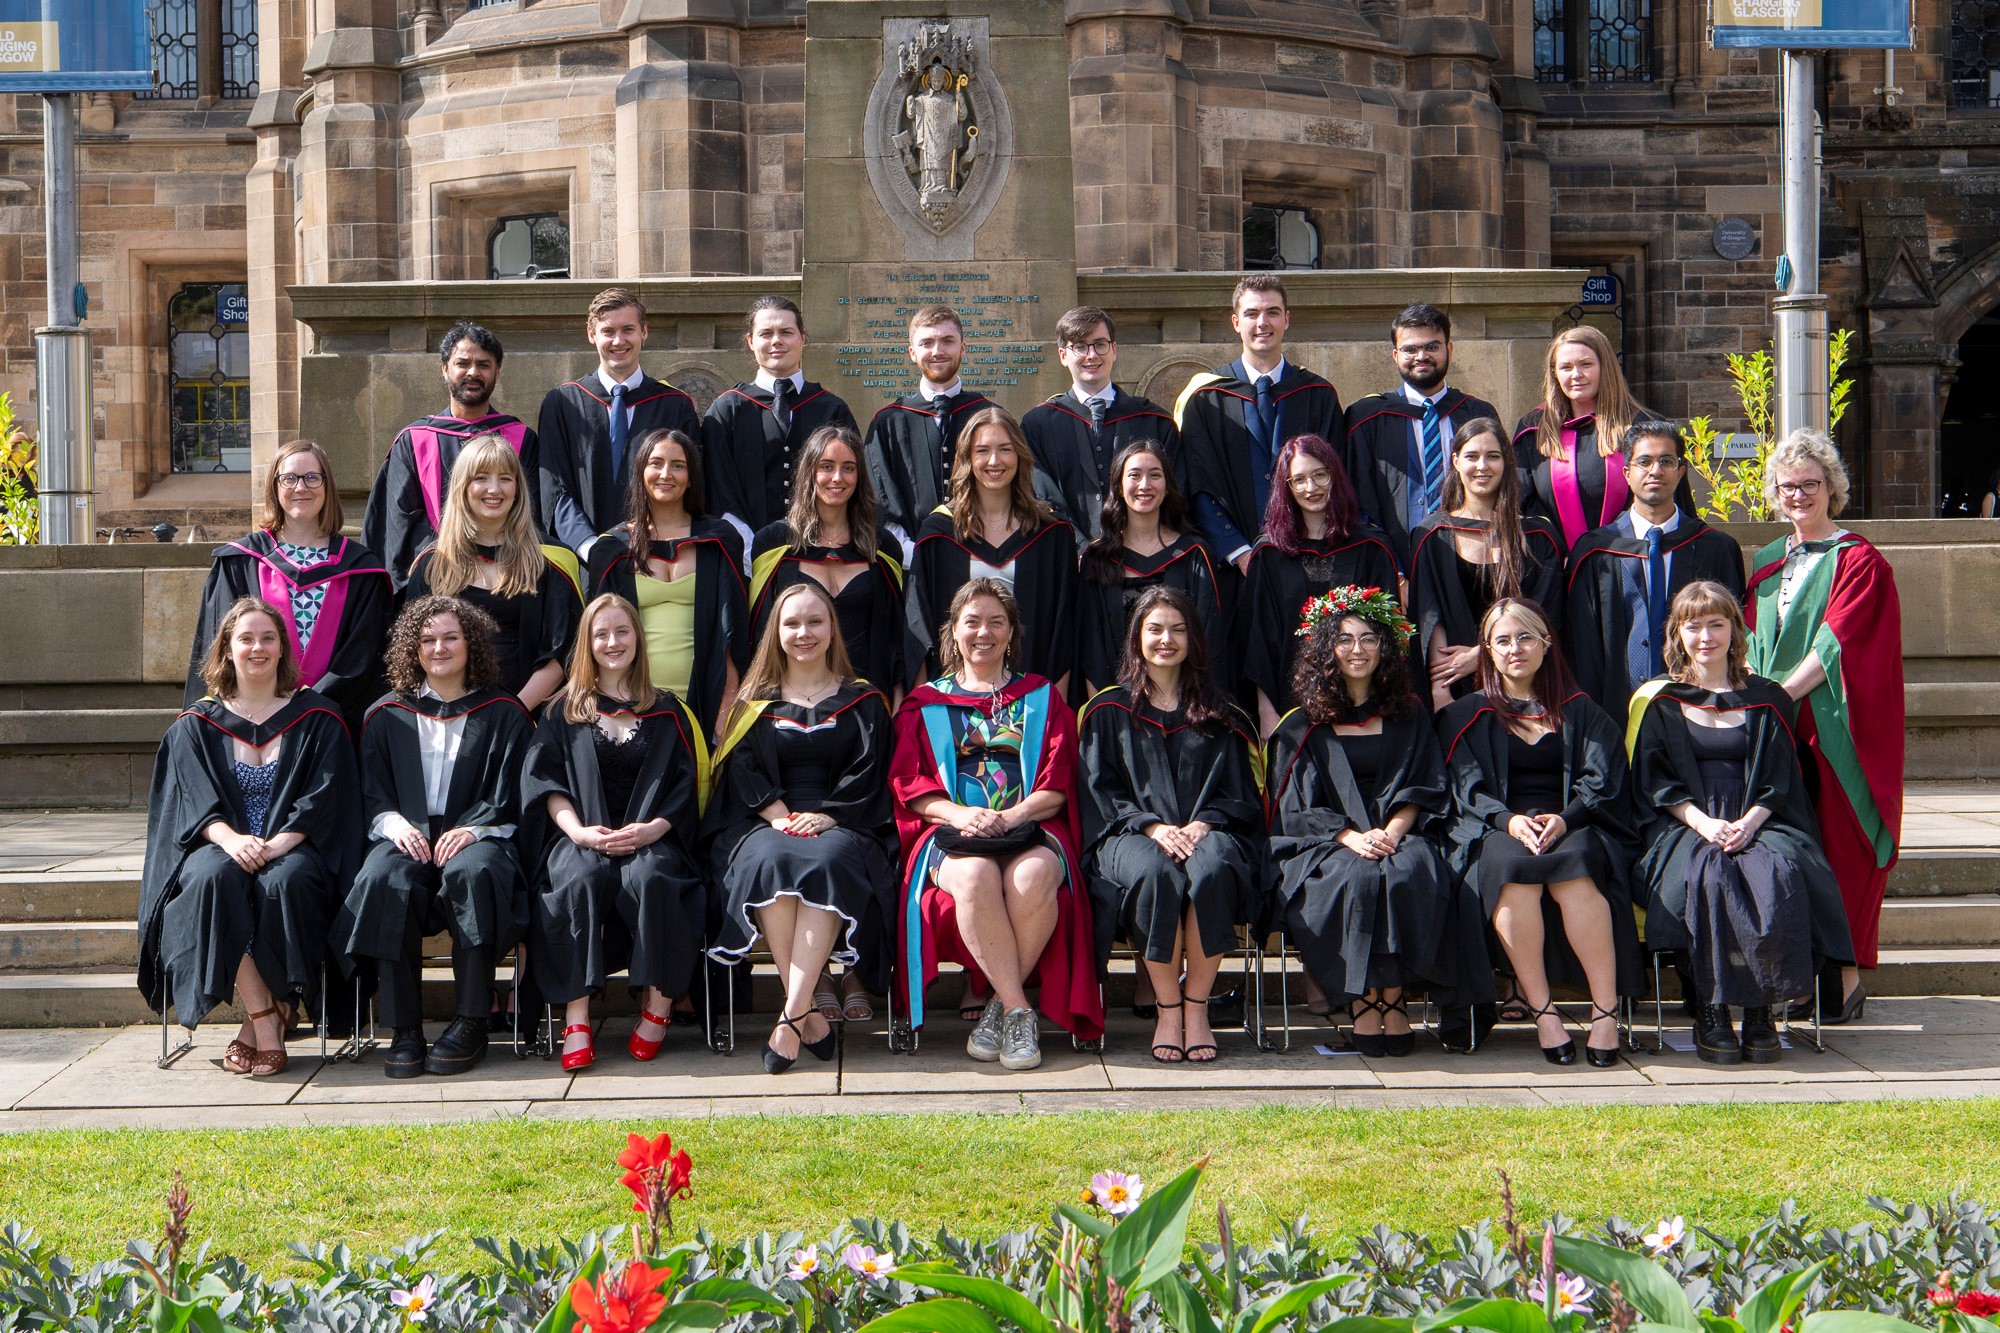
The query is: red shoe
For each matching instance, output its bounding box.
[627,1009,672,1062]
[559,1023,596,1071]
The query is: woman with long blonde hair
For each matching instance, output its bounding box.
[404,434,581,709]
[908,406,1078,692]
[519,593,708,1071]
[706,581,898,1070]
[1510,326,1678,549]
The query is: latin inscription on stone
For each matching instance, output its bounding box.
[834,270,1047,400]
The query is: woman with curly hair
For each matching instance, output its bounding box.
[333,595,535,1080]
[1076,443,1231,699]
[908,407,1079,692]
[1077,586,1263,1063]
[1267,587,1492,1055]
[1239,434,1399,737]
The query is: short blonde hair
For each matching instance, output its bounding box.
[1763,429,1851,518]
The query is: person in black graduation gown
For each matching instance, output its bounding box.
[402,435,581,712]
[1630,581,1854,1064]
[1177,276,1344,574]
[1239,433,1399,737]
[536,287,701,554]
[1079,586,1263,1064]
[185,440,392,732]
[1077,443,1229,697]
[363,323,539,590]
[1021,305,1182,538]
[142,597,361,1078]
[749,424,909,701]
[706,581,899,1072]
[863,304,995,553]
[1411,419,1566,710]
[333,595,535,1079]
[586,429,750,742]
[1512,326,1681,551]
[1563,422,1747,713]
[908,406,1078,693]
[520,593,708,1073]
[1266,586,1493,1055]
[1439,597,1642,1067]
[702,295,859,546]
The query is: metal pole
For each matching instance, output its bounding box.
[1773,50,1829,442]
[35,92,92,544]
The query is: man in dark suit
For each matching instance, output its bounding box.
[535,287,700,558]
[1343,301,1502,570]
[1177,276,1343,573]
[1020,305,1180,539]
[862,304,993,557]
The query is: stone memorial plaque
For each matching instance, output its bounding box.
[1713,218,1757,260]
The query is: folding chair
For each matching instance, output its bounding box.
[1254,926,1495,1055]
[328,931,524,1064]
[1639,947,1824,1054]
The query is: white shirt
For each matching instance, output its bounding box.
[1629,507,1682,585]
[1778,527,1849,621]
[918,378,963,402]
[577,366,648,563]
[754,368,805,396]
[370,686,516,845]
[1070,383,1117,411]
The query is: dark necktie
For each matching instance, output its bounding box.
[1254,375,1276,455]
[1646,526,1668,674]
[1087,395,1106,434]
[609,382,629,462]
[772,378,794,434]
[1420,397,1444,513]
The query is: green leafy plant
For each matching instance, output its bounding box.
[1684,328,1854,523]
[0,390,36,546]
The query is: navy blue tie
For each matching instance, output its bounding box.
[1646,526,1668,675]
[1254,375,1276,455]
[1420,398,1444,513]
[609,382,629,467]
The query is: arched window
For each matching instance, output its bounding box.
[168,283,252,474]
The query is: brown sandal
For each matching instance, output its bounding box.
[222,1039,256,1075]
[245,1004,288,1078]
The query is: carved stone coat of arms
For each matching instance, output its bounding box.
[863,17,1012,258]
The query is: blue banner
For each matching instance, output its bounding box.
[0,0,152,93]
[1711,0,1911,47]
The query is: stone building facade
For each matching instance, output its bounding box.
[1,0,1994,525]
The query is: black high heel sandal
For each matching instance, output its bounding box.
[1584,1003,1622,1068]
[1149,998,1185,1063]
[1347,995,1389,1058]
[1529,1000,1575,1065]
[763,1011,836,1075]
[1181,991,1220,1063]
[1382,997,1416,1058]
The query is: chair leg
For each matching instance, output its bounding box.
[1651,953,1666,1054]
[157,1007,193,1070]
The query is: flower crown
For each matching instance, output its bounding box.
[1296,585,1415,649]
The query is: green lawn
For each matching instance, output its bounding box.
[6,1100,2000,1270]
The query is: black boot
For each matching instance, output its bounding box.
[1693,1002,1742,1065]
[1739,1006,1782,1063]
[384,1026,427,1079]
[424,1016,489,1076]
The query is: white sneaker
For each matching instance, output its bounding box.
[966,995,1004,1061]
[999,1006,1042,1070]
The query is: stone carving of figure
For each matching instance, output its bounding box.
[898,59,976,222]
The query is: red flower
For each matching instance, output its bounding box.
[1932,1277,1960,1311]
[569,1259,671,1333]
[1957,1293,2000,1318]
[616,1132,693,1213]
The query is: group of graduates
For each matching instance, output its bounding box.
[137,278,1908,1079]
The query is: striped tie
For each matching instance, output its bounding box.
[1420,397,1444,513]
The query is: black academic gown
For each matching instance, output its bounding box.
[1266,707,1493,1006]
[1021,389,1182,538]
[536,376,701,551]
[863,389,994,540]
[1179,363,1344,557]
[1408,513,1567,706]
[362,411,539,589]
[334,690,535,969]
[1076,534,1232,697]
[701,380,859,534]
[184,532,394,732]
[138,692,361,1025]
[1631,679,1854,997]
[586,521,750,740]
[749,523,910,692]
[1078,689,1266,970]
[1240,528,1400,717]
[403,546,583,701]
[1511,410,1688,550]
[1438,689,1643,994]
[519,695,708,1003]
[1343,387,1501,569]
[907,511,1078,685]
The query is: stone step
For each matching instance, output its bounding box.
[0,964,548,1029]
[1870,948,2000,996]
[1878,895,2000,947]
[0,921,136,970]
[0,872,141,922]
[1891,851,2000,898]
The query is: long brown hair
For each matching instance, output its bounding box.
[1084,443,1192,585]
[949,407,1052,542]
[1533,325,1643,460]
[258,440,344,539]
[938,577,1022,675]
[560,593,659,724]
[784,425,878,561]
[1440,417,1530,601]
[1293,612,1418,725]
[735,582,859,717]
[1473,597,1577,731]
[199,596,302,700]
[1114,585,1229,730]
[622,429,706,552]
[1662,580,1750,690]
[427,435,545,597]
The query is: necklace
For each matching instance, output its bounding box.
[956,669,1011,695]
[229,695,283,725]
[786,676,839,708]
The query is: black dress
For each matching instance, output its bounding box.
[1075,535,1232,696]
[1406,513,1566,706]
[907,512,1079,684]
[403,545,583,699]
[1267,708,1492,1006]
[1632,680,1853,1006]
[519,697,708,1004]
[1240,528,1400,716]
[704,686,898,991]
[1077,689,1264,970]
[749,523,910,692]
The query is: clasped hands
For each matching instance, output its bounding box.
[1146,819,1213,863]
[1691,808,1764,853]
[1337,825,1402,861]
[771,810,836,838]
[570,819,670,856]
[212,826,302,873]
[946,803,1021,839]
[1507,812,1568,854]
[394,824,482,865]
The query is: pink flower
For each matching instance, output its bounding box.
[1642,1216,1686,1256]
[389,1274,437,1323]
[1090,1171,1144,1216]
[1529,1273,1592,1317]
[786,1247,823,1282]
[1933,1276,1962,1312]
[841,1243,895,1285]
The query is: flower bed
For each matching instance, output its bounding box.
[7,1135,2000,1332]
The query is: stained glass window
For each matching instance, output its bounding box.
[168,284,252,474]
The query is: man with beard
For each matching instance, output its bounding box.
[1564,422,1747,711]
[863,304,992,558]
[1021,305,1180,538]
[363,323,539,589]
[1342,303,1500,570]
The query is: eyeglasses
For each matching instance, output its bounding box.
[1775,479,1824,498]
[1488,632,1545,650]
[276,472,326,490]
[1627,455,1683,473]
[1287,469,1332,492]
[1062,340,1114,356]
[1333,633,1383,650]
[1395,340,1445,357]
